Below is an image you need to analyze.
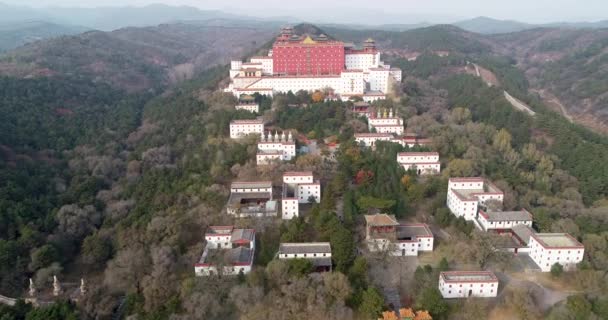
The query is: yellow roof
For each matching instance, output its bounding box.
[302,36,317,44]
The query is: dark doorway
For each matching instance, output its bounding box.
[468,290,472,297]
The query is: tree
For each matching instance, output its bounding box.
[550,263,564,278]
[444,159,474,177]
[312,91,325,103]
[81,234,113,266]
[28,245,59,271]
[356,196,396,213]
[438,257,449,272]
[565,295,592,320]
[415,287,449,319]
[359,287,384,319]
[287,258,314,277]
[331,227,355,272]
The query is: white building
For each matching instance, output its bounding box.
[281,171,321,220]
[229,119,264,139]
[257,131,296,165]
[355,133,432,149]
[368,109,404,135]
[235,102,259,113]
[355,133,394,147]
[227,181,277,217]
[194,226,255,276]
[476,209,533,232]
[364,214,434,256]
[446,178,504,221]
[397,152,441,175]
[529,233,585,272]
[224,32,402,101]
[439,271,499,299]
[277,242,332,272]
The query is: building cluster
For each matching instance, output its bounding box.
[235,95,259,113]
[256,131,296,165]
[281,171,321,220]
[194,226,255,276]
[227,181,277,217]
[364,214,434,256]
[225,27,402,102]
[446,177,585,273]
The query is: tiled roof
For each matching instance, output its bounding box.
[364,214,399,227]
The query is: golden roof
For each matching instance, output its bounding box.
[302,35,317,44]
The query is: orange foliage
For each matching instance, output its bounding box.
[312,91,325,103]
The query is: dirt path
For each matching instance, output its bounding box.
[534,89,574,123]
[503,91,536,116]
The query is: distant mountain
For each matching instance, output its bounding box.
[453,16,608,35]
[0,21,88,52]
[454,16,533,34]
[0,3,261,31]
[0,23,276,92]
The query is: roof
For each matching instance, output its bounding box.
[226,247,254,265]
[197,246,254,266]
[206,226,234,237]
[230,119,264,125]
[398,152,439,157]
[449,177,485,183]
[355,133,393,138]
[532,233,584,249]
[479,209,533,222]
[397,224,433,239]
[284,171,313,177]
[231,229,255,243]
[278,242,332,255]
[365,214,399,227]
[440,271,498,283]
[231,181,273,189]
[511,224,535,245]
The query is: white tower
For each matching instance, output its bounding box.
[29,278,36,297]
[53,275,62,296]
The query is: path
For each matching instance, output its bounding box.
[0,294,17,306]
[534,89,574,123]
[503,91,536,116]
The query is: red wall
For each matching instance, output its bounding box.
[273,43,345,75]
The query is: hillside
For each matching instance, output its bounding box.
[490,28,608,133]
[0,23,276,92]
[0,21,88,52]
[0,20,608,320]
[453,16,533,34]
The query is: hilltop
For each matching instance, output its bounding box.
[0,23,276,92]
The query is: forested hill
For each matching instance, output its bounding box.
[0,23,276,92]
[1,21,608,320]
[0,21,275,307]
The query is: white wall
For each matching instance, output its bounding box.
[297,184,321,203]
[529,237,584,272]
[447,189,479,221]
[230,123,264,139]
[282,198,299,220]
[235,104,259,113]
[478,217,532,231]
[195,264,252,277]
[439,278,498,298]
[355,135,393,147]
[283,174,314,184]
[256,153,282,165]
[251,57,273,75]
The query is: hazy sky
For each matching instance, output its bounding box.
[7,0,608,24]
